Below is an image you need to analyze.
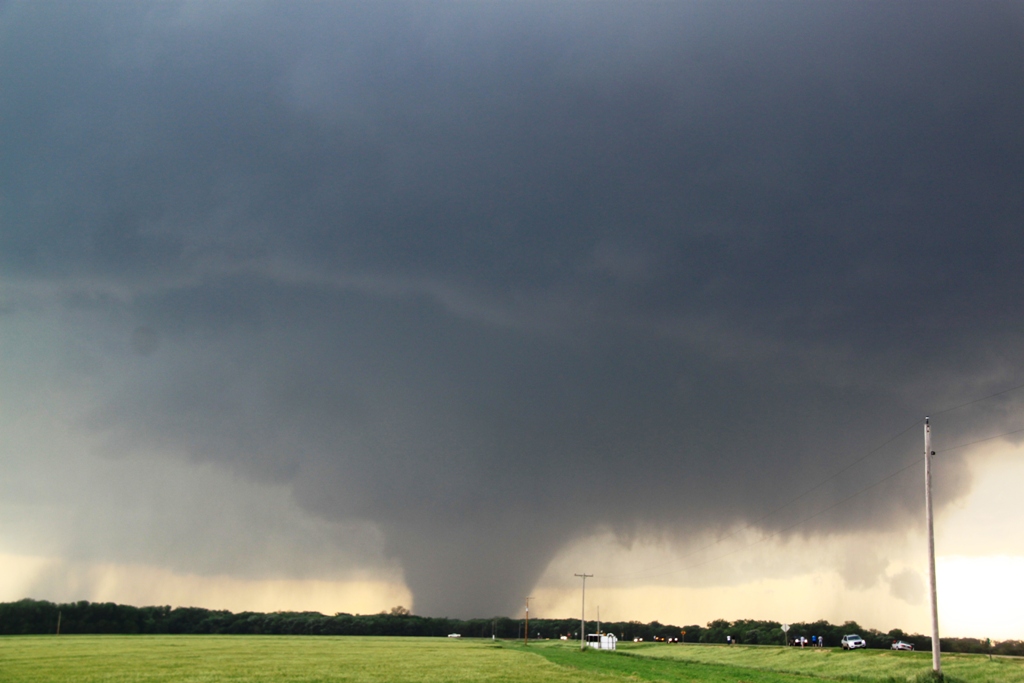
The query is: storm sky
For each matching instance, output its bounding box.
[2,1,1024,626]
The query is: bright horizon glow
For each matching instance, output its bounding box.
[1,445,1020,638]
[0,554,411,616]
[528,443,1024,640]
[530,554,1024,641]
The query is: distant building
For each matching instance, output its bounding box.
[586,633,618,650]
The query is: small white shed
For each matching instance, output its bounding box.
[586,633,618,650]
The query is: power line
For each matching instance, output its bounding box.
[596,385,1024,584]
[931,380,1024,416]
[935,426,1024,454]
[603,452,925,582]
[600,423,1024,583]
[598,385,1024,581]
[600,419,922,581]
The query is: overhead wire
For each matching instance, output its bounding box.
[596,381,1024,583]
[601,423,1024,583]
[666,423,1024,580]
[608,452,926,582]
[935,426,1024,454]
[930,380,1024,417]
[599,419,922,581]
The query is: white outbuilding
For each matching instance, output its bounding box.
[586,633,618,650]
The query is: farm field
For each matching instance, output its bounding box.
[1,635,1021,683]
[1,636,614,683]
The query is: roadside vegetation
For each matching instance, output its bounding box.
[3,599,1021,657]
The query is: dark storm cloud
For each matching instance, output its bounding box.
[3,1,1024,615]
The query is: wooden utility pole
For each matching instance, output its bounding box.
[574,573,592,651]
[925,417,941,674]
[56,610,61,636]
[524,597,534,645]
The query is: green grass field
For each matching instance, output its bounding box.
[1,636,1021,682]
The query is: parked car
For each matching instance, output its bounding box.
[891,640,914,651]
[841,634,867,650]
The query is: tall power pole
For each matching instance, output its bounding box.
[575,573,593,651]
[925,417,941,674]
[524,597,534,646]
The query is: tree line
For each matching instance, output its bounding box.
[1,599,1020,656]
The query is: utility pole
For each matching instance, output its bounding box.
[597,605,601,635]
[56,610,61,636]
[575,573,592,651]
[924,417,941,674]
[524,597,534,646]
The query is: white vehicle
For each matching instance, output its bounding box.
[891,640,914,651]
[841,634,866,650]
[447,633,461,638]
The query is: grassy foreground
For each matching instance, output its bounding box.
[1,635,1021,682]
[0,636,617,683]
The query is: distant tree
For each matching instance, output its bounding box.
[0,598,1014,651]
